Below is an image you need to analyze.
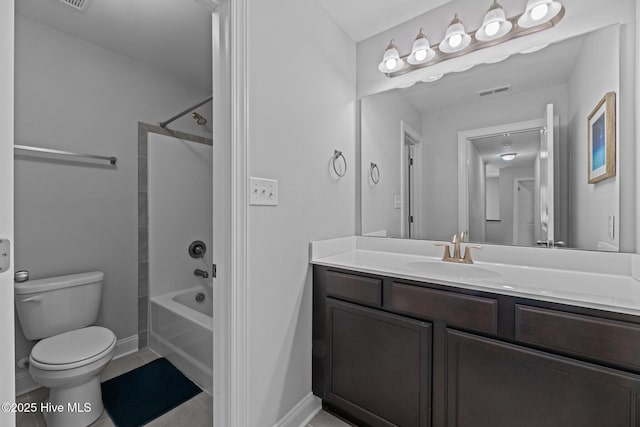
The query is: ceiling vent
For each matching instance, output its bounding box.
[477,85,511,97]
[57,0,91,12]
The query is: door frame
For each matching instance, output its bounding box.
[211,0,249,426]
[0,1,15,424]
[457,118,545,235]
[400,121,423,239]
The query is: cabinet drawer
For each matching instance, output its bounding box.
[326,271,382,307]
[515,305,640,371]
[389,282,498,334]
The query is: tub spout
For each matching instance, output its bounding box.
[194,269,209,279]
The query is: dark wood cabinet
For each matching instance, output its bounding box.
[313,265,640,427]
[447,329,640,427]
[324,298,432,427]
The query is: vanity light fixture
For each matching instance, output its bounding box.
[408,28,436,65]
[520,43,550,54]
[500,153,517,161]
[454,64,475,73]
[518,0,562,28]
[378,39,405,73]
[476,1,512,42]
[397,81,417,89]
[422,74,444,83]
[377,1,564,77]
[485,54,510,64]
[439,14,471,53]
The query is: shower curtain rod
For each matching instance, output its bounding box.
[160,95,213,128]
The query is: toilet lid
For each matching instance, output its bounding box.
[31,326,116,365]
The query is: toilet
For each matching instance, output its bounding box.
[15,271,116,427]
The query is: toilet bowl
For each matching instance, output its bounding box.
[30,326,116,427]
[15,272,117,427]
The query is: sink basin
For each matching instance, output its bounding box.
[404,261,502,281]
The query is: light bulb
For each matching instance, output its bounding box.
[530,3,549,21]
[485,21,500,37]
[414,49,427,62]
[449,33,463,48]
[385,58,397,71]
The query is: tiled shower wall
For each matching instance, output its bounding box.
[137,122,212,347]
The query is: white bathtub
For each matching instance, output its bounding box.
[150,286,213,395]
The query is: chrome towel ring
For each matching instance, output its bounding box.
[370,162,380,184]
[333,150,347,177]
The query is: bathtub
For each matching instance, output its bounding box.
[149,286,213,394]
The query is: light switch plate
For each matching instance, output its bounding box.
[250,177,278,206]
[394,195,402,209]
[0,239,9,273]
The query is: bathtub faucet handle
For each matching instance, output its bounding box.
[194,269,209,279]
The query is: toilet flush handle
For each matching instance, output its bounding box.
[21,296,41,303]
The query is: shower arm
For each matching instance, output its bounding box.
[160,95,213,128]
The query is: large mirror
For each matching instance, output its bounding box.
[361,21,633,252]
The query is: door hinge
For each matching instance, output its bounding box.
[408,216,414,223]
[409,158,414,166]
[211,264,217,278]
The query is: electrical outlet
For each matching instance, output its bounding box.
[250,177,278,206]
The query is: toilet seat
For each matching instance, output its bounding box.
[30,326,116,371]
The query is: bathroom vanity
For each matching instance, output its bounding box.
[311,237,640,427]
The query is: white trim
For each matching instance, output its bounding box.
[400,121,423,239]
[113,334,139,359]
[457,118,545,235]
[272,393,322,427]
[0,0,15,424]
[230,0,249,422]
[16,334,139,396]
[211,0,249,426]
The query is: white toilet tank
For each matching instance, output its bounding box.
[15,271,104,340]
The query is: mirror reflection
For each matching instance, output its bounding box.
[361,24,628,252]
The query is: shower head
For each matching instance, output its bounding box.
[192,112,207,126]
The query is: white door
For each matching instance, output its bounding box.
[0,0,16,423]
[539,103,555,245]
[514,179,535,246]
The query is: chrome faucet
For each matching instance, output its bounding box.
[434,232,482,264]
[194,269,209,279]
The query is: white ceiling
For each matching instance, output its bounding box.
[16,0,212,90]
[316,0,455,42]
[472,129,542,170]
[397,33,585,113]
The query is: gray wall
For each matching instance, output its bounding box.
[568,25,621,250]
[246,0,356,425]
[14,16,210,373]
[420,84,569,241]
[361,91,421,238]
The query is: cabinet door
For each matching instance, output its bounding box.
[447,329,640,427]
[325,298,432,427]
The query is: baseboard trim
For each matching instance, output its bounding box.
[16,334,139,396]
[273,392,322,427]
[113,334,139,360]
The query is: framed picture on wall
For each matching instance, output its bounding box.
[587,92,616,184]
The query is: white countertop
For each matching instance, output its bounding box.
[310,236,640,316]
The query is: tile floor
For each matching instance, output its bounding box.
[307,410,353,427]
[15,347,213,427]
[15,348,349,427]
